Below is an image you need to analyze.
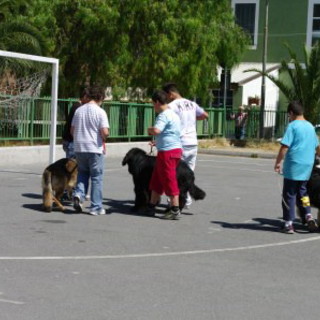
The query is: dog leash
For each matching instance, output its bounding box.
[149,136,155,155]
[149,145,155,155]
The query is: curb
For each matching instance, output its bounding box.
[198,148,277,159]
[0,143,277,167]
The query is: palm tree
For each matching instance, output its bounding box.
[246,43,320,124]
[0,0,47,77]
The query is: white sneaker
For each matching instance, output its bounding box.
[88,208,106,216]
[85,194,90,201]
[185,200,192,209]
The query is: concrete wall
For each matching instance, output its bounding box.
[0,142,154,167]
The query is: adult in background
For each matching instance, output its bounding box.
[62,88,88,159]
[62,88,91,201]
[147,90,182,220]
[274,100,319,234]
[71,86,109,216]
[230,105,248,140]
[162,83,208,208]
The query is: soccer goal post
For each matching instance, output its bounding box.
[0,50,59,164]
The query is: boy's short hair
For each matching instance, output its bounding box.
[152,90,168,104]
[287,100,304,115]
[162,83,180,94]
[83,86,105,102]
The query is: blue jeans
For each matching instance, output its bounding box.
[282,178,311,222]
[74,152,104,212]
[63,141,75,159]
[235,127,246,140]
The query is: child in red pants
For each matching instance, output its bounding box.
[147,90,182,220]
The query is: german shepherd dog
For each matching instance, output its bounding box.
[42,158,78,212]
[122,148,206,212]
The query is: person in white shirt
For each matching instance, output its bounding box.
[71,86,109,216]
[162,83,208,208]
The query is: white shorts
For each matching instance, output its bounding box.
[182,145,198,171]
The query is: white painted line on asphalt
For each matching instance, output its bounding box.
[0,298,25,305]
[0,236,319,261]
[0,293,25,305]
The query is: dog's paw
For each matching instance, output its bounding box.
[43,206,52,212]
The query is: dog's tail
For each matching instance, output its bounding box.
[189,183,206,200]
[42,169,53,212]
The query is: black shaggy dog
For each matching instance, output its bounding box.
[122,148,206,212]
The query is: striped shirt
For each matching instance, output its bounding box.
[71,102,109,154]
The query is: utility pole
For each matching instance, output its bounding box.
[260,0,269,139]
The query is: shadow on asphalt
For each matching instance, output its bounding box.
[212,217,311,234]
[22,193,42,199]
[104,198,155,217]
[22,203,77,215]
[103,198,194,217]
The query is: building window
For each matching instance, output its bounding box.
[211,89,233,109]
[232,0,259,48]
[307,0,320,46]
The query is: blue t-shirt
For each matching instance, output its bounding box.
[154,108,182,151]
[282,120,319,180]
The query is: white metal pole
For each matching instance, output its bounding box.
[260,0,269,139]
[49,61,59,164]
[0,50,58,64]
[0,50,59,164]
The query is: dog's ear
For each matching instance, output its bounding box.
[65,159,78,173]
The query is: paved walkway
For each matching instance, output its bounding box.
[0,153,319,320]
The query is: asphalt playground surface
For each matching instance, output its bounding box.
[0,153,320,320]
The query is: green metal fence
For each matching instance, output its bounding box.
[0,96,289,143]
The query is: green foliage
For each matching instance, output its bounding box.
[0,0,249,102]
[245,43,320,124]
[0,0,48,77]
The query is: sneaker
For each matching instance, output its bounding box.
[89,208,106,216]
[162,209,181,220]
[73,196,83,213]
[85,194,90,201]
[306,216,318,232]
[280,224,294,234]
[185,200,192,208]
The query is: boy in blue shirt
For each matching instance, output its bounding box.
[274,101,320,233]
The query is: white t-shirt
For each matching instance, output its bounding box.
[72,102,109,154]
[168,98,206,146]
